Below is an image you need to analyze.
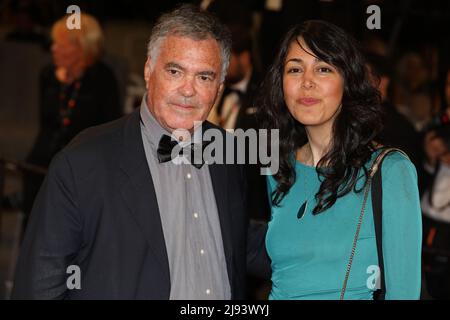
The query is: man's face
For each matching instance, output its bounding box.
[144,35,223,134]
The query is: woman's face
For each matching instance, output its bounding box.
[282,38,344,128]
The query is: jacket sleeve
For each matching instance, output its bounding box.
[12,151,82,299]
[247,219,271,279]
[246,174,272,279]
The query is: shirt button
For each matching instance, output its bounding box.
[193,212,199,219]
[186,173,192,179]
[200,249,205,255]
[206,289,211,295]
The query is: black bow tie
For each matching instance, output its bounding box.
[157,134,209,169]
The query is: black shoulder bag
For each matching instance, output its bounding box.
[340,148,409,300]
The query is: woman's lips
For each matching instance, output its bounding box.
[298,98,320,106]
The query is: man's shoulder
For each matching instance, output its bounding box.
[59,111,138,168]
[68,115,128,149]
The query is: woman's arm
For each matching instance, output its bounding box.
[381,152,422,300]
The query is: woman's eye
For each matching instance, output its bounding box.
[287,68,302,74]
[317,67,332,73]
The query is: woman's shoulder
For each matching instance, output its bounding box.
[373,148,418,179]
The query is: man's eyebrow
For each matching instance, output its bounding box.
[165,62,185,70]
[164,62,216,77]
[197,70,216,77]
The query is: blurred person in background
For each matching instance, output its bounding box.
[393,52,440,133]
[394,52,430,108]
[207,23,271,299]
[22,13,122,232]
[421,67,450,299]
[208,25,260,131]
[366,52,423,174]
[208,24,270,222]
[5,0,49,49]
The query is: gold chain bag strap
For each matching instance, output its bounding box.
[339,148,409,300]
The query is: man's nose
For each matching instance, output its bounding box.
[179,77,196,97]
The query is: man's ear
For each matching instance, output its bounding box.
[217,82,225,101]
[212,82,225,109]
[144,58,152,88]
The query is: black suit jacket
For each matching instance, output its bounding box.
[215,72,270,221]
[12,109,254,299]
[216,71,261,131]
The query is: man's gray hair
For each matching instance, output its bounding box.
[147,4,232,82]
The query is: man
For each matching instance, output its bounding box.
[206,24,272,299]
[421,125,450,299]
[12,4,266,299]
[209,25,259,131]
[208,25,269,221]
[366,53,423,172]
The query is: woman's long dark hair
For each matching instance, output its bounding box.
[257,20,383,214]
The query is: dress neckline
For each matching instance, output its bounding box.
[295,159,317,170]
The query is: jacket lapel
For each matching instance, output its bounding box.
[118,110,170,286]
[117,115,235,293]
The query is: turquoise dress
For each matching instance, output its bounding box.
[266,151,422,300]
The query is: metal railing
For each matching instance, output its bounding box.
[0,158,47,232]
[0,158,48,299]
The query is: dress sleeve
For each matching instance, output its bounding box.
[381,152,422,299]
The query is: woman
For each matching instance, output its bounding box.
[258,20,422,299]
[23,13,122,228]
